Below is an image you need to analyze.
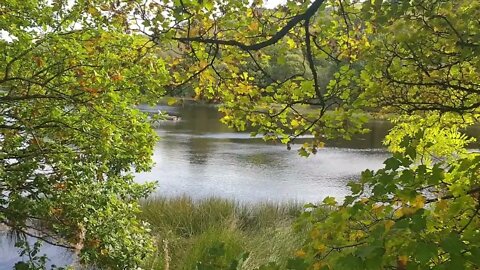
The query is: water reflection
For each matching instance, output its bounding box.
[327,120,393,149]
[136,104,393,203]
[186,138,212,165]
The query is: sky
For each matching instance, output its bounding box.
[264,0,287,8]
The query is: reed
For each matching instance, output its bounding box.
[139,196,305,269]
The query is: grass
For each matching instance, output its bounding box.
[138,196,306,270]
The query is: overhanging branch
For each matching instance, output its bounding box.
[172,0,325,51]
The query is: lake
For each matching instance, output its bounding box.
[135,103,391,203]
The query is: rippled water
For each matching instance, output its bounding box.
[135,104,391,202]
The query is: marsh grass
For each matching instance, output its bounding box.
[139,196,305,270]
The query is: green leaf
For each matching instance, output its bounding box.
[14,262,30,270]
[348,182,363,194]
[414,242,437,264]
[467,247,480,265]
[337,254,363,270]
[356,244,385,259]
[323,196,337,206]
[405,146,416,160]
[286,258,308,270]
[298,148,310,157]
[441,233,466,255]
[384,157,401,171]
[409,211,426,232]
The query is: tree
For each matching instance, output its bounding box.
[1,0,168,268]
[2,0,479,269]
[142,0,479,269]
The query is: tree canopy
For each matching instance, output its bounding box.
[161,0,479,269]
[1,0,479,269]
[1,1,167,268]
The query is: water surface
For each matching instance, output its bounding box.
[136,104,391,202]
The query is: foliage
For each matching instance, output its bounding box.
[2,0,479,269]
[151,0,479,269]
[13,240,50,270]
[0,0,168,268]
[293,134,480,269]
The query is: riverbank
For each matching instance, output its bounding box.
[139,196,306,269]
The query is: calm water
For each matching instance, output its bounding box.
[135,104,391,202]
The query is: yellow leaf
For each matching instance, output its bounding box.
[111,72,123,81]
[87,6,100,16]
[171,59,180,66]
[313,262,324,270]
[372,203,384,214]
[385,220,395,230]
[167,97,178,106]
[199,60,208,68]
[291,119,299,128]
[435,200,448,213]
[295,249,306,258]
[398,255,408,267]
[413,195,425,209]
[248,21,259,31]
[287,38,296,49]
[394,208,404,218]
[33,56,44,67]
[314,243,326,253]
[406,207,417,215]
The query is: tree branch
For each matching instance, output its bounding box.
[304,18,324,105]
[426,186,480,204]
[172,0,326,51]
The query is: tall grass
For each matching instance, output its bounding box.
[139,196,305,270]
